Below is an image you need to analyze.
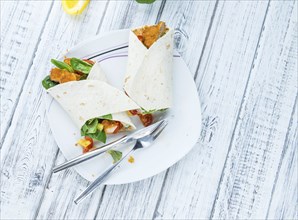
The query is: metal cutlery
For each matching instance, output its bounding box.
[53,120,165,173]
[74,119,168,204]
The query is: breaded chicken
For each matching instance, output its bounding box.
[133,21,168,48]
[50,68,81,84]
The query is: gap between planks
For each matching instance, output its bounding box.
[266,95,298,219]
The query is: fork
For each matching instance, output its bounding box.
[74,119,168,204]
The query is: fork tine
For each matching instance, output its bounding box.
[151,119,168,140]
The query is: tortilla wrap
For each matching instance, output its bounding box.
[87,62,108,82]
[48,78,139,129]
[87,62,137,129]
[124,28,174,111]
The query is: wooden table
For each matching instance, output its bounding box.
[1,1,297,219]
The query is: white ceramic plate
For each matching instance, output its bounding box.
[45,29,201,185]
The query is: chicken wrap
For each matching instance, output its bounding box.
[43,58,139,152]
[124,21,174,112]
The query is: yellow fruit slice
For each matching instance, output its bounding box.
[62,0,90,15]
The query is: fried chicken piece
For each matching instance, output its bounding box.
[133,21,168,48]
[101,120,124,134]
[50,68,63,82]
[59,70,81,83]
[50,68,80,84]
[63,58,71,65]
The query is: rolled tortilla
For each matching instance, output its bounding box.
[87,62,137,129]
[87,62,108,82]
[124,25,174,111]
[47,79,139,129]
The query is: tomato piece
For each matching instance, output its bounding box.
[82,147,89,154]
[85,136,93,147]
[112,121,123,134]
[83,136,93,153]
[138,113,153,127]
[129,109,139,115]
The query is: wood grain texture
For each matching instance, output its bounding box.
[36,152,104,220]
[160,1,217,75]
[95,1,217,219]
[267,99,297,220]
[95,172,168,220]
[98,0,164,32]
[211,1,297,219]
[0,1,53,144]
[154,1,270,219]
[1,1,109,219]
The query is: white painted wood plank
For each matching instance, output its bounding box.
[96,172,168,220]
[36,1,166,219]
[154,1,270,219]
[160,1,217,75]
[0,0,52,143]
[267,100,297,220]
[212,1,297,219]
[0,1,109,219]
[95,1,217,219]
[99,0,163,32]
[36,152,103,220]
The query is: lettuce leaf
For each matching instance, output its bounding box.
[99,114,113,120]
[107,150,122,163]
[70,58,92,74]
[51,59,74,72]
[42,76,58,89]
[87,130,106,143]
[81,118,106,143]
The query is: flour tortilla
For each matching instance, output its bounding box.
[87,62,137,129]
[124,28,174,111]
[87,62,108,82]
[48,69,139,129]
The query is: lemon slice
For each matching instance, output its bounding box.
[62,0,90,15]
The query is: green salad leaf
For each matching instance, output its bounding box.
[81,119,98,134]
[141,108,156,114]
[136,0,156,4]
[42,75,58,89]
[51,59,74,72]
[99,114,113,120]
[108,150,122,163]
[70,58,92,74]
[88,131,106,143]
[81,118,107,143]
